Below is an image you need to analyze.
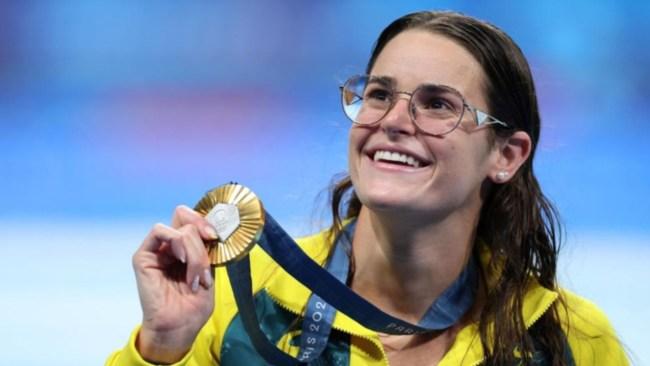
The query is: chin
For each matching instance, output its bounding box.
[356,189,423,214]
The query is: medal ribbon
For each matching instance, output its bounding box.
[296,222,353,362]
[226,214,478,365]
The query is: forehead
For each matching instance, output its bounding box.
[370,30,487,104]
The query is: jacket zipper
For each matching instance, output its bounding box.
[265,289,390,365]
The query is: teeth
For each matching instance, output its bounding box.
[373,150,421,168]
[407,156,415,166]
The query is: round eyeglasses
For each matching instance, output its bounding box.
[340,75,510,136]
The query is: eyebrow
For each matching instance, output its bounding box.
[367,75,459,94]
[367,75,396,88]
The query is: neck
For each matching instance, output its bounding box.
[350,206,479,323]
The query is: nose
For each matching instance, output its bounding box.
[379,93,417,137]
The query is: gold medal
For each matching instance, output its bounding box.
[194,183,265,266]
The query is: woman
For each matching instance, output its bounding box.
[106,11,628,365]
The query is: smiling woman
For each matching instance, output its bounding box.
[347,30,517,219]
[106,11,629,366]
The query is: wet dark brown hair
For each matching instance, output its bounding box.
[329,11,567,365]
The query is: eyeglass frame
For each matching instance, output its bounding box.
[339,74,511,136]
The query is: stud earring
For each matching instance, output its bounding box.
[496,171,509,182]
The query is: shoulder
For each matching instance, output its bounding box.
[557,288,629,365]
[558,288,615,337]
[244,227,333,281]
[218,227,334,297]
[295,229,334,257]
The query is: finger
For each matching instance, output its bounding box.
[177,224,212,292]
[139,223,187,264]
[171,205,219,241]
[202,266,214,290]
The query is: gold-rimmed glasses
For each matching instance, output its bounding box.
[340,75,510,136]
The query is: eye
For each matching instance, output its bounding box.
[364,86,392,103]
[415,86,462,116]
[422,96,454,110]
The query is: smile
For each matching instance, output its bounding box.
[372,150,423,168]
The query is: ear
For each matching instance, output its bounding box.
[489,131,532,183]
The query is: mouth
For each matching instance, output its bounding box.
[370,149,428,168]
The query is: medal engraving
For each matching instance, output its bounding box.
[194,183,265,266]
[205,203,240,241]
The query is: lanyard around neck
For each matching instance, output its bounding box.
[226,215,478,365]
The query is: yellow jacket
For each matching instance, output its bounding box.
[106,230,629,365]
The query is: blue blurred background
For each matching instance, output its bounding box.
[1,1,648,364]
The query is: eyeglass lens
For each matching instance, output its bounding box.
[342,76,465,135]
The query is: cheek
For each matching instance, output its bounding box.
[347,126,369,160]
[428,137,490,182]
[347,129,361,181]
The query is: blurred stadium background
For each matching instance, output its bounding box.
[1,1,648,364]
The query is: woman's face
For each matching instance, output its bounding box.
[348,30,501,220]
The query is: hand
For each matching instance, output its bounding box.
[132,205,218,364]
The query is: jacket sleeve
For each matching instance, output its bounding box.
[560,290,630,366]
[105,321,219,366]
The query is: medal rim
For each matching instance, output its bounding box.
[194,183,265,266]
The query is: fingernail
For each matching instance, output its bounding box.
[191,275,200,293]
[203,268,213,288]
[204,225,219,240]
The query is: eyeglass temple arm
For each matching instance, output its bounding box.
[474,108,510,128]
